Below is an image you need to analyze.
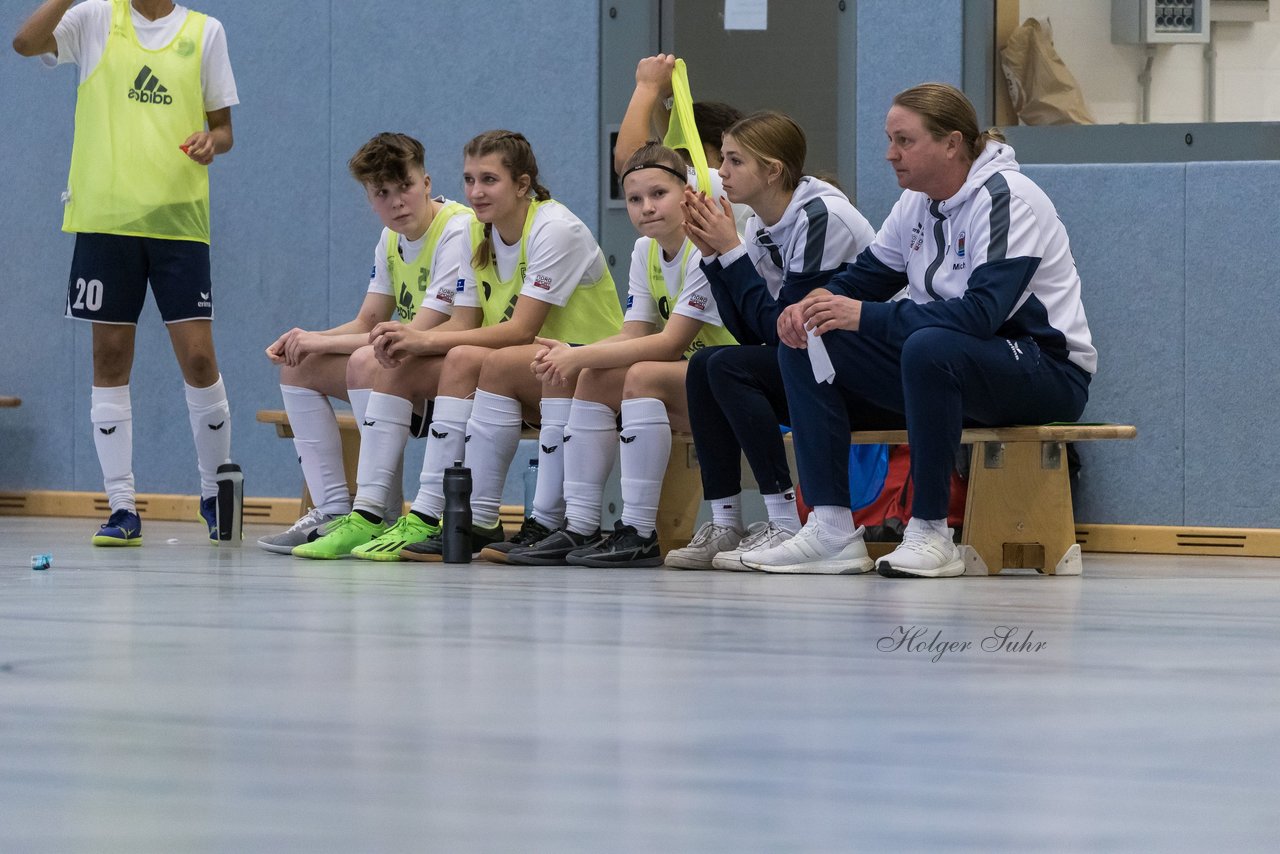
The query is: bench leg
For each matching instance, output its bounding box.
[960,440,1080,576]
[655,440,702,555]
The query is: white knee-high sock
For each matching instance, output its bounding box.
[348,388,372,427]
[91,385,135,512]
[532,397,572,530]
[619,398,671,537]
[562,399,618,536]
[410,395,472,519]
[352,392,411,518]
[763,488,802,534]
[465,390,523,528]
[280,385,350,515]
[185,375,231,499]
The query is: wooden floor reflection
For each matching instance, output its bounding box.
[2,516,1277,853]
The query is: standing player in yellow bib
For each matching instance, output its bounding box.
[258,133,470,554]
[13,0,238,545]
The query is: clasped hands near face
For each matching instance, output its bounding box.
[779,289,862,349]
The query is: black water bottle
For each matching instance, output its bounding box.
[442,460,472,563]
[215,462,243,545]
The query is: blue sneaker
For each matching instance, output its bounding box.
[200,496,218,541]
[92,509,143,547]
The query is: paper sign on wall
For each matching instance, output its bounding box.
[725,0,767,31]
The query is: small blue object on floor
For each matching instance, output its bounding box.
[30,553,52,571]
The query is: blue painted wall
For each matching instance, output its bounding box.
[2,1,1275,529]
[0,0,600,503]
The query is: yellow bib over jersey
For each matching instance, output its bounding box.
[64,0,210,242]
[646,239,736,357]
[468,199,622,344]
[385,201,468,322]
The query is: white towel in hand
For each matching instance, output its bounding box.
[806,329,836,384]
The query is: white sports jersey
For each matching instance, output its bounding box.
[852,141,1097,373]
[47,1,238,112]
[454,201,610,310]
[367,197,469,318]
[714,176,875,298]
[623,236,724,329]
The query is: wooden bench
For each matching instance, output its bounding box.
[257,410,1135,575]
[840,425,1137,575]
[0,397,21,408]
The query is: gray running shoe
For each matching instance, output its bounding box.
[257,507,340,555]
[664,521,745,570]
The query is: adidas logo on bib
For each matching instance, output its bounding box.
[129,66,173,105]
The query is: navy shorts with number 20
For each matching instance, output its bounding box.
[66,233,213,325]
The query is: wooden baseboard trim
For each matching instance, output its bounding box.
[4,492,1278,558]
[1075,524,1280,557]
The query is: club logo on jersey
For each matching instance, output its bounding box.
[955,232,966,257]
[397,286,415,320]
[174,37,196,58]
[128,66,173,105]
[687,294,708,311]
[435,286,454,305]
[533,274,552,291]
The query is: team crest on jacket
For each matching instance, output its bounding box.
[956,232,966,257]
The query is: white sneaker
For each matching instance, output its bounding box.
[876,518,965,578]
[664,522,746,570]
[741,518,874,575]
[712,520,793,571]
[257,507,341,555]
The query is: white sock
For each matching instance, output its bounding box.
[563,400,617,535]
[709,494,743,530]
[907,516,950,538]
[763,488,802,534]
[351,392,411,518]
[349,387,372,427]
[619,398,670,537]
[813,505,859,551]
[410,395,472,519]
[185,375,231,499]
[280,385,350,515]
[532,397,572,530]
[91,385,135,512]
[465,390,523,528]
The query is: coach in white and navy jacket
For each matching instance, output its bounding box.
[740,83,1096,579]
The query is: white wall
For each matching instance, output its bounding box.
[1016,0,1280,123]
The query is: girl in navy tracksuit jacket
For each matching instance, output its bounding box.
[673,110,875,571]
